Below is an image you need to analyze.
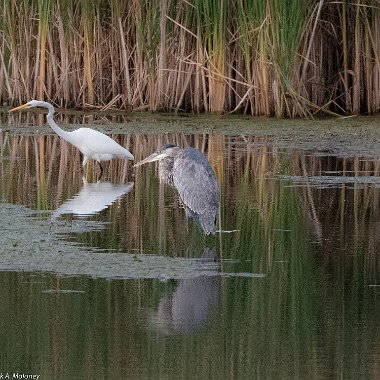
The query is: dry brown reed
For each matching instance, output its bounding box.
[1,0,380,116]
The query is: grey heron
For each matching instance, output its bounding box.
[9,100,134,176]
[135,144,220,234]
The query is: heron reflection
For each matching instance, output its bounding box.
[148,247,219,335]
[135,144,219,234]
[52,178,134,218]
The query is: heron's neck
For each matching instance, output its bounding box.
[159,157,175,185]
[46,105,70,141]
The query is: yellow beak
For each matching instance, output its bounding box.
[9,103,30,112]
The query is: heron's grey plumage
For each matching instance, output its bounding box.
[135,144,220,234]
[171,148,219,234]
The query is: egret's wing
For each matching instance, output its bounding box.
[70,128,132,157]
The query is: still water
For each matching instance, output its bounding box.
[0,114,380,379]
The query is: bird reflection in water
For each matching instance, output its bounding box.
[135,144,220,235]
[148,247,219,335]
[52,178,134,218]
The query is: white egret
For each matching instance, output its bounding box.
[9,100,134,175]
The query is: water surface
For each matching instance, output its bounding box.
[1,113,380,379]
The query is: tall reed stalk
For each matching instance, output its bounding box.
[36,0,51,100]
[195,0,227,113]
[1,1,380,117]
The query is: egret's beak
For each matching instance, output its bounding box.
[9,103,31,113]
[134,151,167,167]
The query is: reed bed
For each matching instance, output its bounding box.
[1,0,380,116]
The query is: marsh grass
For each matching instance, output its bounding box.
[1,1,380,116]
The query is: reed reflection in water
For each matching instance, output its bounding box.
[2,126,380,263]
[1,118,380,377]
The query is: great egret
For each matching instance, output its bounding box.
[9,100,134,175]
[135,144,219,234]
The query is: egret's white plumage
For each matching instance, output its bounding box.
[10,100,134,173]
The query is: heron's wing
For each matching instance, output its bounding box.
[172,149,219,221]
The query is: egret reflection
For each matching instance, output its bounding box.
[148,247,219,335]
[52,178,134,218]
[135,144,219,234]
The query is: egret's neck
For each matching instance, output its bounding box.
[45,104,70,141]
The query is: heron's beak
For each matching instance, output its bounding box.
[9,103,31,113]
[134,152,167,167]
